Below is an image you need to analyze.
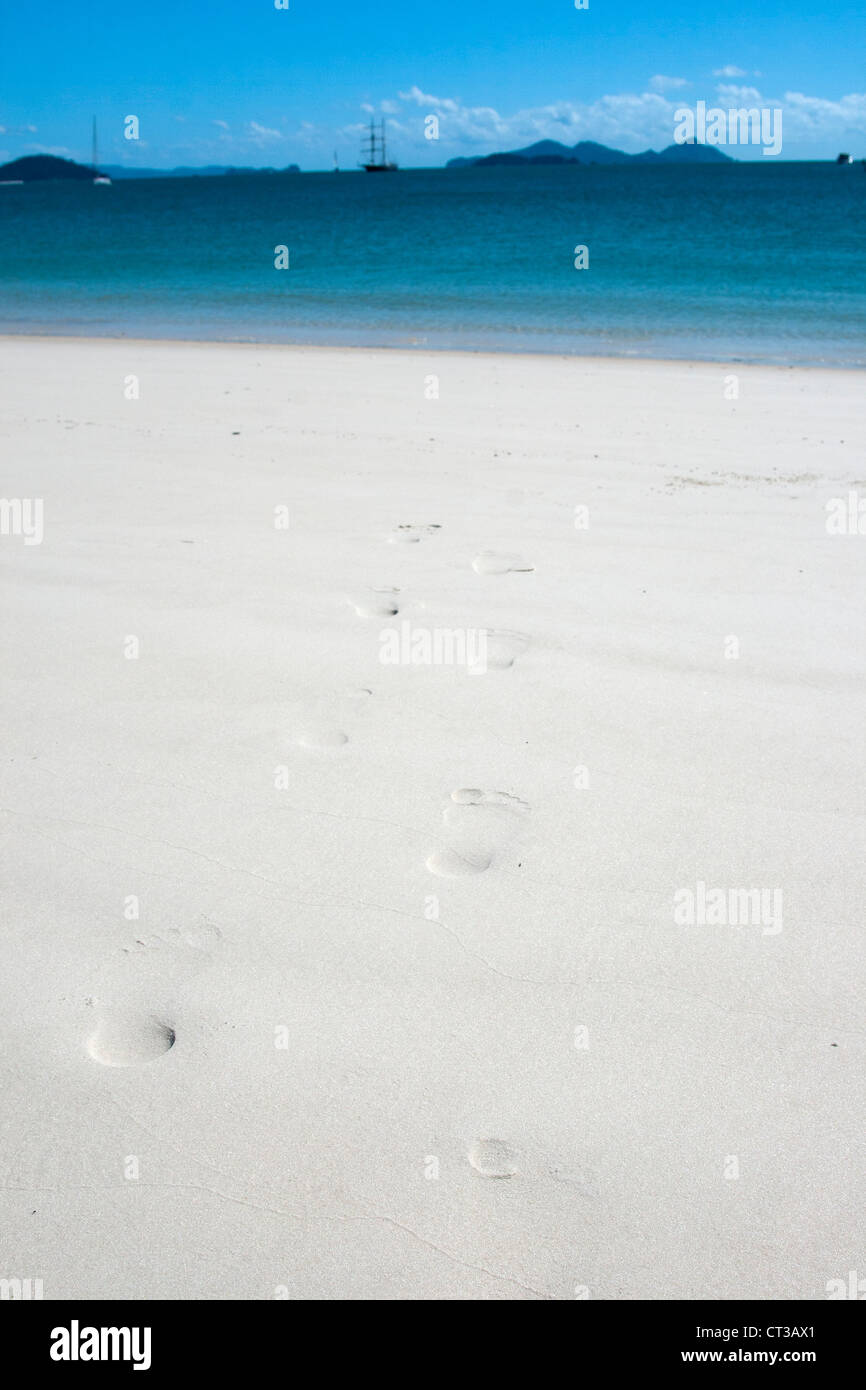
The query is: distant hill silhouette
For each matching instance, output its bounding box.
[0,154,95,181]
[0,154,302,181]
[447,140,734,168]
[0,144,734,182]
[103,164,301,178]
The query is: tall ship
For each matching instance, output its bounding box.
[359,118,397,172]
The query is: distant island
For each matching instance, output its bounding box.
[0,155,96,182]
[447,139,734,167]
[103,163,302,179]
[12,141,863,181]
[0,154,301,182]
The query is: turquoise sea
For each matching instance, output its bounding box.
[1,162,864,364]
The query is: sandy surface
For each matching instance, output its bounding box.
[0,337,863,1300]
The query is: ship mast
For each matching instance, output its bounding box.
[359,113,395,169]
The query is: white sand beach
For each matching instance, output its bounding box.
[1,336,863,1300]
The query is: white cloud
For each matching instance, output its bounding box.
[715,84,763,103]
[247,120,282,143]
[649,75,689,92]
[399,86,464,115]
[708,87,866,148]
[213,119,229,130]
[714,65,747,78]
[781,89,866,133]
[386,84,866,157]
[394,87,679,151]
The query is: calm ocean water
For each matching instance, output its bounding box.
[1,163,864,364]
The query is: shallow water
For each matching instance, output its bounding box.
[1,162,864,364]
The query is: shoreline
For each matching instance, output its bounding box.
[1,330,865,374]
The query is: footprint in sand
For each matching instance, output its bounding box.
[426,787,530,877]
[350,587,400,618]
[87,1012,175,1067]
[468,1138,519,1178]
[291,685,376,750]
[426,846,493,877]
[484,629,531,670]
[387,523,442,545]
[472,551,535,575]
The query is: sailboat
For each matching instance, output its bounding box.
[359,118,397,172]
[91,117,112,185]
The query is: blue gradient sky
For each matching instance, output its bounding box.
[2,0,864,167]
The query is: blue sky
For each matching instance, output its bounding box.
[2,0,864,167]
